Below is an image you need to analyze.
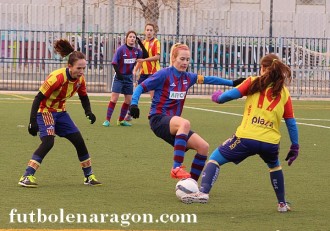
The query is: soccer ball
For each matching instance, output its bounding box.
[175,178,199,200]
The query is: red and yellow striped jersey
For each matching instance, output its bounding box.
[38,68,87,112]
[236,77,294,144]
[140,37,161,75]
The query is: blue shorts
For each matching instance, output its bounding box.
[219,135,279,165]
[37,111,79,138]
[112,74,133,95]
[149,114,194,147]
[138,74,152,84]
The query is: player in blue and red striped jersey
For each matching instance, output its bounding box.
[18,39,101,188]
[124,23,161,121]
[129,43,245,181]
[181,53,299,213]
[102,30,148,127]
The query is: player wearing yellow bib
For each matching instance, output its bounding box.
[181,54,299,213]
[235,75,292,144]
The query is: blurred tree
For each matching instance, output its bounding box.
[115,0,206,33]
[136,0,160,32]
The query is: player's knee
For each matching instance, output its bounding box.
[66,132,85,147]
[123,99,131,105]
[40,136,55,151]
[200,141,209,154]
[209,149,229,165]
[180,119,191,130]
[194,139,209,155]
[267,160,281,171]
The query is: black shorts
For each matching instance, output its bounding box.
[149,114,194,147]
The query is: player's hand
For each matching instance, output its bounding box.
[136,59,144,64]
[233,77,246,87]
[86,112,96,124]
[285,144,299,166]
[211,90,223,104]
[28,119,39,136]
[130,105,140,119]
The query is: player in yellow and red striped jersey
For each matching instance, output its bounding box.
[181,54,299,213]
[135,23,161,93]
[18,39,101,188]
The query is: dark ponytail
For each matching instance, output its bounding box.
[54,39,85,66]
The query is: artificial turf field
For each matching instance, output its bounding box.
[0,92,329,230]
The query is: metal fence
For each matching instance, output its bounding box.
[1,30,330,98]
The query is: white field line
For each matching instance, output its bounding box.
[184,106,330,129]
[1,95,329,129]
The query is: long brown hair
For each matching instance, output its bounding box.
[247,53,291,97]
[54,39,85,66]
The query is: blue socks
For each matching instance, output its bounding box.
[270,169,286,203]
[173,134,188,168]
[79,154,93,177]
[200,161,220,193]
[24,154,43,176]
[190,153,207,181]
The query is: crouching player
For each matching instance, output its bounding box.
[18,39,101,187]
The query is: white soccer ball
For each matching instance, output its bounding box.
[175,178,199,200]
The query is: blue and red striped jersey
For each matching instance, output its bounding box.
[140,66,197,117]
[132,66,234,118]
[112,44,143,75]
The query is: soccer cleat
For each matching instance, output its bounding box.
[84,174,102,186]
[277,202,291,212]
[124,114,133,121]
[102,120,110,127]
[117,120,132,126]
[171,166,191,179]
[181,192,209,204]
[18,175,38,188]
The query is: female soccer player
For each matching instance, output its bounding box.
[181,53,299,213]
[18,39,101,187]
[135,23,161,96]
[102,30,148,127]
[129,43,245,181]
[125,23,161,121]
